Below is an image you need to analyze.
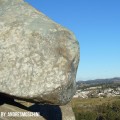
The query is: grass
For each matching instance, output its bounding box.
[71,97,120,108]
[71,97,120,119]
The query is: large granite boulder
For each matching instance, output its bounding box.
[0,0,80,105]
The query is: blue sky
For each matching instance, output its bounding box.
[25,0,120,81]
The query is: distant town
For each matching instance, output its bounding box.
[74,77,120,98]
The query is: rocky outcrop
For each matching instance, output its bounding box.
[0,0,79,105]
[0,96,75,120]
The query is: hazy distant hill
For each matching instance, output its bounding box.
[77,77,120,86]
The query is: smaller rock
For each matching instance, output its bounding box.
[0,96,75,120]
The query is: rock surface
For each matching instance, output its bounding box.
[0,97,75,120]
[0,0,80,105]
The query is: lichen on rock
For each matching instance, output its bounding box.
[0,0,80,105]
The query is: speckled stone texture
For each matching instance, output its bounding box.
[0,0,80,105]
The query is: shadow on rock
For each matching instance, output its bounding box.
[0,93,62,120]
[28,103,62,120]
[0,93,29,110]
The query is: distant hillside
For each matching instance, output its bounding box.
[77,77,120,88]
